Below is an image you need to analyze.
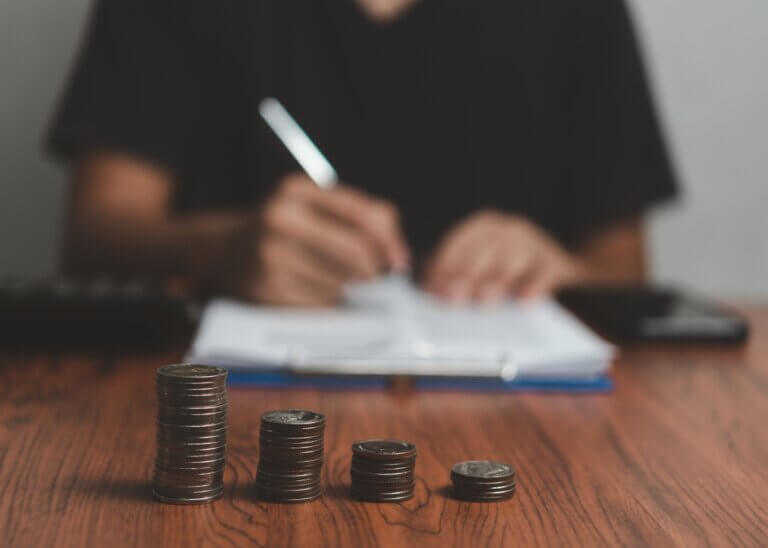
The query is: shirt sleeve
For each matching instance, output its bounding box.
[46,0,195,174]
[558,0,679,246]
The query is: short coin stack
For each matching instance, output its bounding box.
[451,460,516,502]
[351,439,417,502]
[256,410,325,503]
[153,364,228,504]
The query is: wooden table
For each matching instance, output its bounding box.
[1,306,767,547]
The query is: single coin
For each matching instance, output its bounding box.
[351,459,415,472]
[156,426,228,439]
[156,394,225,404]
[157,414,228,427]
[352,440,416,460]
[157,437,228,449]
[152,471,225,485]
[258,445,324,455]
[153,489,224,505]
[260,410,325,429]
[256,466,319,480]
[156,448,227,459]
[258,436,324,447]
[258,435,324,446]
[153,462,227,475]
[453,482,517,494]
[157,409,228,421]
[451,461,514,481]
[351,489,413,502]
[155,377,227,396]
[153,464,225,477]
[259,426,325,438]
[452,483,517,496]
[156,374,226,383]
[155,454,226,467]
[258,427,325,439]
[155,446,227,457]
[452,479,516,492]
[256,478,320,490]
[157,398,227,409]
[350,473,415,484]
[156,386,226,396]
[351,468,414,480]
[352,480,415,492]
[156,420,227,431]
[258,454,324,467]
[453,490,516,502]
[157,364,228,380]
[255,477,320,487]
[256,489,322,503]
[259,446,324,458]
[451,473,516,486]
[352,483,413,497]
[152,477,223,490]
[153,484,224,495]
[152,472,224,485]
[255,481,322,494]
[157,399,228,409]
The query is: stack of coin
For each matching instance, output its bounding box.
[350,439,417,502]
[153,364,228,504]
[451,460,516,502]
[256,409,325,503]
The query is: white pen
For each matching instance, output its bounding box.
[258,97,339,189]
[259,97,410,273]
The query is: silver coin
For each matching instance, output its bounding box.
[153,488,224,505]
[451,461,514,481]
[260,409,325,428]
[352,439,416,459]
[157,364,227,379]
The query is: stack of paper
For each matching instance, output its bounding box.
[187,275,613,380]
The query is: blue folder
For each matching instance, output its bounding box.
[227,370,613,393]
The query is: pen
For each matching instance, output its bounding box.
[259,97,410,273]
[258,97,339,189]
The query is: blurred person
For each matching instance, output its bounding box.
[48,0,677,306]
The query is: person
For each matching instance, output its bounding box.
[48,0,677,306]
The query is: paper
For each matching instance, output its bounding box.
[187,275,614,380]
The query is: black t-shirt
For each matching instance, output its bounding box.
[48,0,677,257]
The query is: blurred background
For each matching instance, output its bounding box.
[1,0,766,298]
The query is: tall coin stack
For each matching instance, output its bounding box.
[450,460,516,502]
[350,439,417,502]
[153,364,228,504]
[256,410,325,503]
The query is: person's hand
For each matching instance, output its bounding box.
[226,173,410,306]
[422,210,586,302]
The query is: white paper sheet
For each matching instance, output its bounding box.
[187,275,614,380]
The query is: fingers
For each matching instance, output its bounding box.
[248,173,412,307]
[280,177,410,271]
[251,273,337,307]
[243,238,345,307]
[423,212,498,295]
[260,237,346,296]
[474,247,533,302]
[424,211,577,302]
[262,196,380,280]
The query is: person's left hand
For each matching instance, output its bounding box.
[422,210,587,302]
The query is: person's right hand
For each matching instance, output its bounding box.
[226,173,410,306]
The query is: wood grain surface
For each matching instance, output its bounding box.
[1,306,767,547]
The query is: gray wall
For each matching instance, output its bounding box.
[0,0,92,275]
[635,0,768,298]
[1,0,766,297]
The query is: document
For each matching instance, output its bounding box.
[187,275,614,380]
